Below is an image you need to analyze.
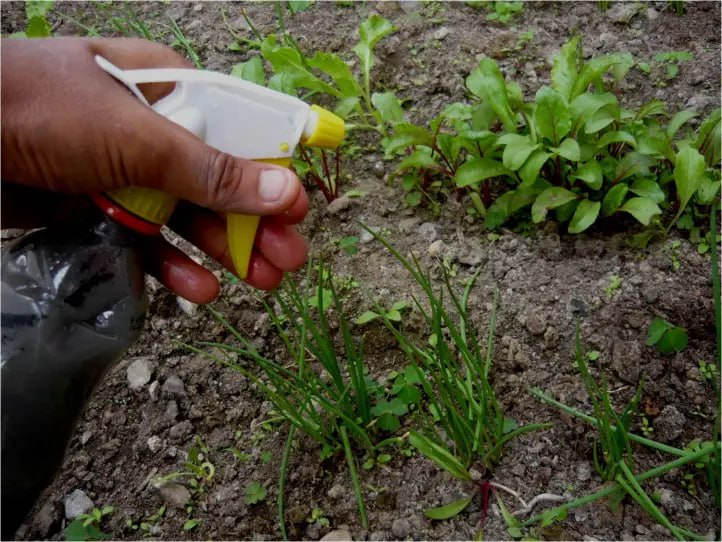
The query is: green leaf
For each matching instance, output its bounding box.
[551,36,580,101]
[230,56,265,85]
[519,150,551,186]
[26,15,52,38]
[454,157,511,188]
[584,107,617,134]
[636,99,667,119]
[534,86,571,144]
[614,152,655,182]
[601,184,628,216]
[353,15,396,82]
[425,496,474,520]
[502,417,519,434]
[286,0,312,13]
[397,148,440,172]
[531,187,578,223]
[26,0,53,19]
[244,481,267,505]
[183,519,199,531]
[619,197,662,225]
[466,58,517,132]
[553,138,581,161]
[573,161,603,190]
[377,412,401,431]
[568,199,601,233]
[629,179,665,204]
[308,51,359,96]
[500,135,540,171]
[658,327,688,354]
[647,317,673,346]
[597,131,637,150]
[696,176,721,205]
[653,50,693,63]
[355,311,380,325]
[694,108,721,167]
[666,110,698,140]
[261,36,339,97]
[372,91,404,125]
[409,431,471,481]
[570,92,617,133]
[673,147,705,212]
[571,52,635,99]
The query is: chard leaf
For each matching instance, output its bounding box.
[397,149,440,172]
[696,176,721,205]
[570,92,618,134]
[501,136,540,171]
[425,496,474,520]
[308,51,359,96]
[372,91,404,125]
[597,131,637,150]
[619,197,662,225]
[629,179,665,203]
[601,183,628,216]
[666,110,698,141]
[573,161,603,190]
[551,36,580,101]
[454,158,511,188]
[673,147,705,212]
[568,199,601,233]
[466,58,517,132]
[584,107,617,134]
[694,108,721,167]
[534,86,571,145]
[613,152,655,183]
[519,150,551,186]
[230,56,266,85]
[571,52,635,99]
[531,187,578,223]
[262,36,340,96]
[409,431,471,481]
[553,138,581,161]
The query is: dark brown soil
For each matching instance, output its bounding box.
[2,1,720,541]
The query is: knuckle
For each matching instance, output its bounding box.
[203,150,247,208]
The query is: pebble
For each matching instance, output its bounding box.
[176,296,198,317]
[327,484,345,499]
[162,375,186,398]
[685,94,717,111]
[327,195,351,215]
[148,380,161,402]
[654,405,686,442]
[398,0,421,14]
[360,227,378,244]
[147,436,163,453]
[577,462,592,482]
[433,27,449,40]
[127,357,155,390]
[185,19,202,31]
[169,420,193,441]
[608,2,638,24]
[428,240,444,257]
[156,481,192,509]
[611,339,641,384]
[645,7,659,21]
[391,518,413,540]
[525,309,547,336]
[398,217,421,233]
[321,529,353,541]
[64,489,94,520]
[193,2,203,11]
[418,222,438,242]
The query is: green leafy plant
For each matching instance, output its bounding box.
[125,505,166,538]
[646,317,688,354]
[337,235,360,255]
[244,481,268,505]
[153,436,215,492]
[529,330,718,540]
[383,36,720,235]
[355,300,410,325]
[485,1,524,23]
[603,274,623,299]
[651,50,694,81]
[365,227,549,519]
[66,506,114,541]
[306,507,330,527]
[10,1,54,38]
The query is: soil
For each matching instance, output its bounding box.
[2,1,720,541]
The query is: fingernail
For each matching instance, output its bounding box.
[259,169,290,202]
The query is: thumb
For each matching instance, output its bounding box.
[125,105,304,216]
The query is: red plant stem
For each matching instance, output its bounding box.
[555,155,564,186]
[334,149,341,198]
[482,180,491,206]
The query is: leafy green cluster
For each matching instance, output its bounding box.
[10,1,54,38]
[382,36,720,234]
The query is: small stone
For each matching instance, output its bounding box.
[360,227,379,244]
[433,27,449,40]
[193,2,203,11]
[148,380,161,402]
[185,19,202,31]
[654,405,686,442]
[80,430,94,446]
[685,94,717,112]
[327,484,345,499]
[162,375,186,398]
[612,340,641,384]
[525,310,547,336]
[398,217,421,233]
[577,462,592,482]
[165,400,179,421]
[418,222,438,242]
[147,436,163,453]
[327,195,351,215]
[391,518,413,540]
[64,489,94,520]
[177,296,198,317]
[127,357,154,390]
[156,481,192,509]
[428,240,444,257]
[398,0,421,14]
[608,2,638,24]
[645,7,658,20]
[642,287,659,304]
[169,420,193,441]
[321,529,352,541]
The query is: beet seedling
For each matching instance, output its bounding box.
[10,0,54,39]
[646,317,688,354]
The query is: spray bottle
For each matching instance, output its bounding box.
[0,57,344,536]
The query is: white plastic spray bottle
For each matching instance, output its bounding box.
[0,59,344,537]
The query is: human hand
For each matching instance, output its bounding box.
[1,37,309,303]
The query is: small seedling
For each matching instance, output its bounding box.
[652,50,693,81]
[698,360,718,383]
[66,506,114,541]
[337,235,360,255]
[244,481,268,505]
[640,415,654,437]
[307,507,330,527]
[370,398,409,431]
[126,505,166,538]
[355,300,410,325]
[10,1,54,39]
[585,350,601,363]
[362,453,392,470]
[603,274,623,299]
[646,317,688,354]
[183,519,199,531]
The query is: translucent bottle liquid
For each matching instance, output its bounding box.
[1,205,147,538]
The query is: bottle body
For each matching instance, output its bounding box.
[1,209,147,537]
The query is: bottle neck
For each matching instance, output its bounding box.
[91,193,163,235]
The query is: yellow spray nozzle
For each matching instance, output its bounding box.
[303,105,345,149]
